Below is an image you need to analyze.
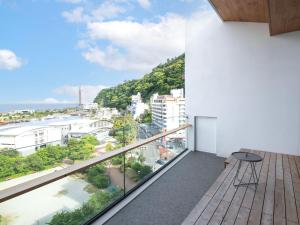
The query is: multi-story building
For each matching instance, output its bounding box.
[49,118,112,139]
[151,89,185,131]
[0,126,62,155]
[81,103,98,111]
[96,107,119,120]
[129,92,149,120]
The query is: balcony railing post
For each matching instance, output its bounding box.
[123,152,126,195]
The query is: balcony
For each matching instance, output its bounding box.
[1,124,300,225]
[1,125,210,225]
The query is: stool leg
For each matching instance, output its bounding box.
[234,160,242,187]
[249,162,258,189]
[252,162,259,187]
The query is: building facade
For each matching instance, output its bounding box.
[129,93,149,120]
[0,126,62,155]
[186,11,300,157]
[151,89,185,131]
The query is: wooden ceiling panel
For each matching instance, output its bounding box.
[209,0,269,22]
[269,0,300,35]
[209,0,300,35]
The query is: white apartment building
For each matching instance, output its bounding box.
[129,93,149,120]
[49,118,112,139]
[151,89,185,131]
[0,126,62,155]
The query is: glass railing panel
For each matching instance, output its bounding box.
[125,127,187,193]
[0,125,189,225]
[0,157,125,225]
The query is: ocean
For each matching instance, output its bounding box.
[0,104,78,113]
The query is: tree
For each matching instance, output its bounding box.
[105,142,114,152]
[88,174,110,189]
[49,190,123,225]
[94,54,185,110]
[25,154,45,171]
[130,162,152,180]
[140,110,152,124]
[112,115,137,146]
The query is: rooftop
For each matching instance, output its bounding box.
[0,126,48,136]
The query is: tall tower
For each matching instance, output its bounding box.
[79,86,83,107]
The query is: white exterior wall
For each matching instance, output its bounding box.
[0,127,62,155]
[165,102,180,130]
[186,12,300,157]
[0,136,15,148]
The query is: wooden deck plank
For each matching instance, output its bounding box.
[208,163,251,225]
[261,152,276,224]
[208,151,262,225]
[292,155,300,223]
[181,159,238,225]
[240,151,265,210]
[182,150,300,225]
[234,207,250,225]
[247,152,271,225]
[207,200,230,225]
[233,151,265,225]
[221,163,253,225]
[195,161,244,225]
[274,154,286,225]
[283,154,299,224]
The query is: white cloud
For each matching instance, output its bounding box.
[0,49,23,70]
[91,2,125,21]
[62,7,87,23]
[21,98,75,104]
[58,0,83,4]
[53,84,108,104]
[62,1,125,23]
[137,0,150,9]
[83,14,186,72]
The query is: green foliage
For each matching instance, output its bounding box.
[86,164,110,189]
[112,115,137,146]
[94,54,185,110]
[105,142,114,152]
[130,162,152,180]
[48,190,122,225]
[139,110,152,124]
[111,155,123,166]
[0,135,98,181]
[87,175,110,189]
[25,154,45,171]
[67,135,99,161]
[87,164,106,177]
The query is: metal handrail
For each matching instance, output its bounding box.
[0,124,191,203]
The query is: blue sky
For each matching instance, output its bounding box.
[0,0,209,104]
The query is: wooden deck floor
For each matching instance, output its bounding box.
[182,149,300,225]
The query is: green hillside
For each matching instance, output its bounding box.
[94,54,185,110]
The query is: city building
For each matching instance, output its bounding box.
[49,118,112,139]
[129,92,149,120]
[12,109,35,114]
[0,126,62,155]
[151,89,185,131]
[96,107,119,120]
[81,103,99,111]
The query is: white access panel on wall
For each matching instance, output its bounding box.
[195,116,217,154]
